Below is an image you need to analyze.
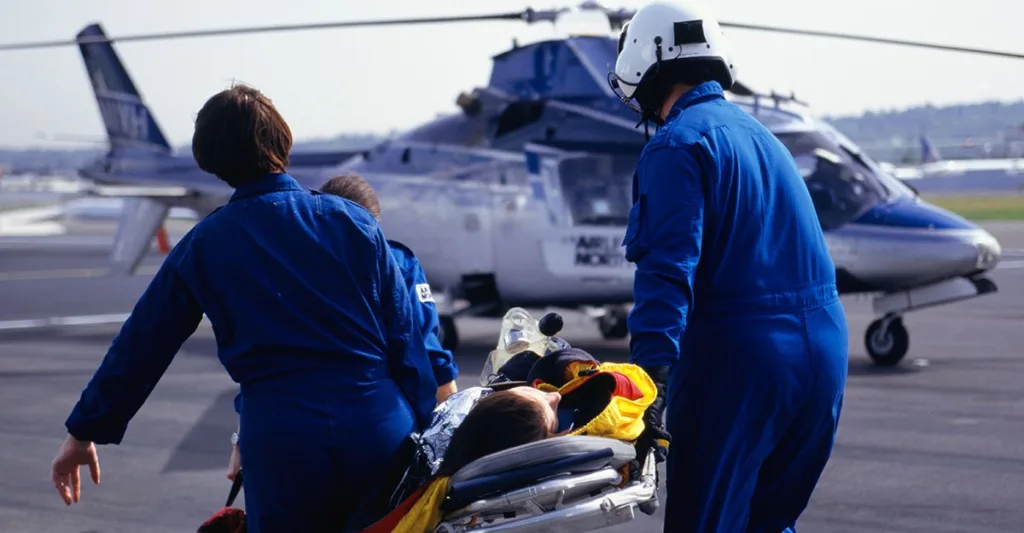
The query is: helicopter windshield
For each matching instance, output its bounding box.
[774,130,893,230]
[557,154,636,226]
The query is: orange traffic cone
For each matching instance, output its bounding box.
[156,225,170,254]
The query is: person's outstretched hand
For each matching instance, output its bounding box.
[227,444,241,481]
[51,434,100,506]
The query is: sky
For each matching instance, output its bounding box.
[0,0,1019,149]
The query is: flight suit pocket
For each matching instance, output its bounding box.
[622,195,648,263]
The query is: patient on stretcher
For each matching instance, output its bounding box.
[436,347,653,475]
[435,387,561,477]
[364,346,658,533]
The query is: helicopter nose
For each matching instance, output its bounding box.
[850,198,1004,286]
[971,228,1002,272]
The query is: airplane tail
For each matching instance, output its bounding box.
[920,135,941,163]
[77,23,172,154]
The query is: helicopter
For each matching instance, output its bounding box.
[1,2,1021,366]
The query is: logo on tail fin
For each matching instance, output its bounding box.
[78,30,170,151]
[90,66,110,93]
[97,96,152,144]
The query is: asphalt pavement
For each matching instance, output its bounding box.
[2,222,1024,532]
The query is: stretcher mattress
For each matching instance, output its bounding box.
[450,435,636,483]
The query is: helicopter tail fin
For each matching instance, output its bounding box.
[77,23,172,155]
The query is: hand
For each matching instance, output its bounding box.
[436,381,458,403]
[226,444,241,481]
[638,365,672,465]
[50,433,100,506]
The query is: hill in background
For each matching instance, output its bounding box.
[824,100,1024,163]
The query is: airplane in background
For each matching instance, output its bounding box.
[883,136,1024,195]
[3,3,1020,366]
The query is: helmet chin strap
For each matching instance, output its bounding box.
[634,117,657,142]
[637,105,663,142]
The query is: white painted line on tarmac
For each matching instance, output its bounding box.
[997,260,1024,270]
[0,268,108,281]
[0,235,112,248]
[0,265,159,282]
[0,313,130,331]
[0,312,211,331]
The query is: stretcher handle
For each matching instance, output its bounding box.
[226,469,243,507]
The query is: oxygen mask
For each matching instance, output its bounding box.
[480,308,566,386]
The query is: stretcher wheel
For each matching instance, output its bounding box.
[639,497,659,516]
[439,315,459,351]
[865,317,909,366]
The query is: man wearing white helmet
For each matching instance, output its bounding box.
[610,1,849,531]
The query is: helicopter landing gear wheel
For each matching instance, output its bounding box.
[598,307,629,340]
[865,316,909,366]
[438,315,459,352]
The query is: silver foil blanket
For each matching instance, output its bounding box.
[417,386,493,474]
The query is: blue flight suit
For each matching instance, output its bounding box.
[64,173,437,533]
[623,81,849,533]
[231,241,458,410]
[386,239,459,387]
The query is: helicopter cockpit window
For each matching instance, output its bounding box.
[557,155,636,226]
[775,130,890,230]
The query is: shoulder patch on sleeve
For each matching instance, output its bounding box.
[415,283,435,303]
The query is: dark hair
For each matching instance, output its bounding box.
[436,390,553,477]
[319,173,381,219]
[191,83,293,188]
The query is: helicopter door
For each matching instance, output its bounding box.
[445,165,498,280]
[491,145,634,304]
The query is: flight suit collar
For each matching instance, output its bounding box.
[229,173,304,202]
[666,80,724,121]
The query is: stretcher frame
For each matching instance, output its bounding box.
[432,437,660,533]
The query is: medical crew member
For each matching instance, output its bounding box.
[319,173,460,402]
[49,84,437,533]
[610,2,849,532]
[226,173,461,482]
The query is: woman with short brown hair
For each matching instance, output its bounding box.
[50,84,438,533]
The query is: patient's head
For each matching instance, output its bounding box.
[437,387,561,477]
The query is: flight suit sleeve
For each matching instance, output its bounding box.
[623,145,706,370]
[404,257,459,387]
[376,233,437,430]
[64,243,204,445]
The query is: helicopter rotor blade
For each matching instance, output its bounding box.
[0,11,539,52]
[718,21,1024,60]
[0,4,1021,61]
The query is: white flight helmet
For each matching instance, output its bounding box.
[609,0,735,121]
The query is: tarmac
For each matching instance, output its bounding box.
[2,221,1024,533]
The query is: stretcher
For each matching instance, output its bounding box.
[384,308,661,533]
[202,309,662,533]
[431,436,659,532]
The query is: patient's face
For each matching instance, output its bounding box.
[509,386,561,434]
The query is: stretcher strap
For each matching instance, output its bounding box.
[441,447,615,513]
[226,470,243,507]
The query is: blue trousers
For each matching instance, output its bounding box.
[663,299,848,533]
[238,374,417,533]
